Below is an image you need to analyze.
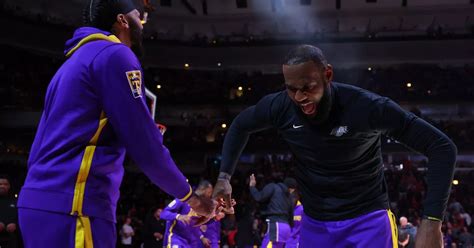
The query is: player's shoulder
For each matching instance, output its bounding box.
[333,82,387,107]
[93,43,139,66]
[97,41,137,60]
[166,198,182,208]
[260,90,288,103]
[257,90,291,110]
[253,90,289,117]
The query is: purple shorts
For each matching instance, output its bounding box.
[261,219,291,248]
[19,207,116,248]
[299,209,398,248]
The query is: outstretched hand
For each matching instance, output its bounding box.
[212,172,234,214]
[187,194,218,226]
[249,174,256,187]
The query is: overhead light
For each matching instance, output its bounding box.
[217,62,222,67]
[221,123,227,129]
[238,86,243,91]
[368,67,372,71]
[184,63,190,68]
[156,84,162,89]
[406,83,412,88]
[453,180,459,185]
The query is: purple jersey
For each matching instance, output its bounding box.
[161,199,202,246]
[18,27,192,223]
[286,201,303,248]
[201,219,221,247]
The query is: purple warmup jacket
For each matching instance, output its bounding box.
[161,199,202,245]
[18,27,192,222]
[287,201,303,245]
[201,219,221,245]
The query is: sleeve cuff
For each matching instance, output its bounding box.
[423,215,442,222]
[178,185,193,202]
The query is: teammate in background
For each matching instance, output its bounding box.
[198,183,235,248]
[249,175,296,248]
[213,45,457,248]
[17,1,215,247]
[162,181,216,248]
[286,200,303,248]
[197,209,228,248]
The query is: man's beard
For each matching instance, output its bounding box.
[129,21,144,58]
[295,82,333,125]
[310,83,333,125]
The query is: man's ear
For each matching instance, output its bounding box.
[325,64,334,82]
[116,13,129,29]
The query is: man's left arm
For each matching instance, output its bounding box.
[372,98,457,219]
[371,98,457,247]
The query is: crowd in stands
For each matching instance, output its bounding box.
[144,65,474,104]
[2,44,473,111]
[1,44,474,155]
[3,1,474,48]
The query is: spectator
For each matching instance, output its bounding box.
[444,228,455,248]
[0,175,18,248]
[399,232,410,248]
[398,216,417,248]
[458,227,474,248]
[461,211,472,227]
[452,212,466,234]
[143,208,166,248]
[449,198,465,214]
[120,217,135,248]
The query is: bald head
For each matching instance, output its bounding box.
[400,217,408,227]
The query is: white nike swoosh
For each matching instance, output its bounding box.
[292,124,304,129]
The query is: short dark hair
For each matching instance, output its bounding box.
[283,177,297,189]
[0,174,10,182]
[197,180,212,191]
[83,0,138,32]
[284,45,328,69]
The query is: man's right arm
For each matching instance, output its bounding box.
[93,45,192,202]
[160,199,182,221]
[250,184,275,202]
[220,94,280,176]
[213,94,280,208]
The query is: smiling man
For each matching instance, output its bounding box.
[213,44,457,248]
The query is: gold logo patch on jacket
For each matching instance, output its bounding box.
[126,70,142,98]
